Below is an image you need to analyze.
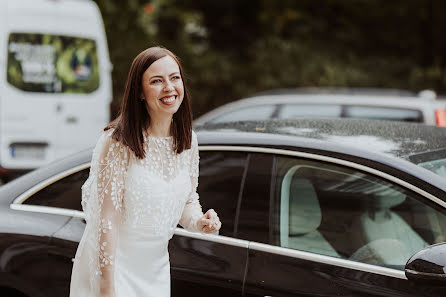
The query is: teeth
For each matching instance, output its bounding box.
[162,96,175,103]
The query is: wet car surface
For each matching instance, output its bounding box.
[1,118,446,297]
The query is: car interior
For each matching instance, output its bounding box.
[276,159,446,269]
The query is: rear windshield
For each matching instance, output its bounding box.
[409,149,446,180]
[7,33,99,93]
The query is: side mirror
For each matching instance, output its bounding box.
[405,242,446,286]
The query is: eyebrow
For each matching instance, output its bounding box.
[149,72,181,80]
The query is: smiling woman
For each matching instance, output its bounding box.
[69,46,221,297]
[141,55,185,132]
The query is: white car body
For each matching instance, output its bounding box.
[195,89,446,127]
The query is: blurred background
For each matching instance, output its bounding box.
[96,0,446,118]
[2,0,446,184]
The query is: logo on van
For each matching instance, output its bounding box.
[7,33,100,93]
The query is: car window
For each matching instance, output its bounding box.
[409,148,446,180]
[197,151,249,237]
[209,105,276,124]
[278,104,342,119]
[236,153,274,243]
[23,168,89,211]
[7,33,100,93]
[418,158,446,179]
[345,106,423,122]
[272,156,446,270]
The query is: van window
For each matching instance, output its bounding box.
[7,33,100,93]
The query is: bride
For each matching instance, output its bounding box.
[69,46,222,297]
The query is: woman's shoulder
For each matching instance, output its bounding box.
[191,130,198,148]
[94,128,130,157]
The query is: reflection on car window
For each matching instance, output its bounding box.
[7,33,100,93]
[272,157,446,270]
[197,151,249,237]
[345,106,423,122]
[210,105,276,124]
[418,159,446,179]
[278,104,342,119]
[409,149,446,180]
[24,169,89,211]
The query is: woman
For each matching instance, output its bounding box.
[70,47,222,297]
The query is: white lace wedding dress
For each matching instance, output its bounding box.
[69,129,203,297]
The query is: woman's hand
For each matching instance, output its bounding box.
[197,209,221,234]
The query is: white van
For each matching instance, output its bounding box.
[0,0,112,183]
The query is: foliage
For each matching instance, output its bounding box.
[93,0,446,118]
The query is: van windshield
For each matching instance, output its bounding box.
[7,33,99,93]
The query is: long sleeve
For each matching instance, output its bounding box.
[179,131,204,232]
[81,131,129,296]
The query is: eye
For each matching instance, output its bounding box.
[150,79,162,84]
[171,75,181,81]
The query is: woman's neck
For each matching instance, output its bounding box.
[147,115,173,137]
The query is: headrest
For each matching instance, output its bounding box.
[289,178,322,235]
[280,166,322,247]
[370,189,406,210]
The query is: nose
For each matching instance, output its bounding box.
[163,80,174,92]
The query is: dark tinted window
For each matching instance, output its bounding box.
[7,33,100,93]
[198,151,249,237]
[345,105,423,122]
[236,153,273,243]
[24,169,89,211]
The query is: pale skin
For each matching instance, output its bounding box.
[141,55,222,234]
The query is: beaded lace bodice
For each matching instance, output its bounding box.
[79,129,203,296]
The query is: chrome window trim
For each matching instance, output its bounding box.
[12,163,90,205]
[10,204,85,219]
[248,241,407,279]
[174,228,249,248]
[10,145,446,281]
[200,146,446,209]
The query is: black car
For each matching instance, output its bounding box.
[1,118,446,297]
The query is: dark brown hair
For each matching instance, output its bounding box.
[105,47,193,158]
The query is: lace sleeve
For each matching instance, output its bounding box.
[179,131,204,232]
[81,130,129,296]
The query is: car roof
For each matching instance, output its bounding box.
[195,118,446,192]
[205,93,442,110]
[252,87,419,97]
[196,118,446,159]
[2,118,445,203]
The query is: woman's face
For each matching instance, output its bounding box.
[141,55,184,118]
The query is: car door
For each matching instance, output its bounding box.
[238,152,446,297]
[169,149,251,297]
[15,167,89,297]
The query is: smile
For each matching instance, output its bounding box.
[160,95,177,104]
